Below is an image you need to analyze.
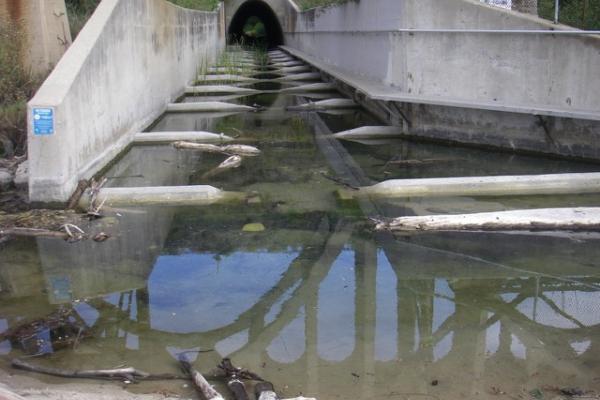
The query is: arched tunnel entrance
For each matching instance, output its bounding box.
[228,0,284,49]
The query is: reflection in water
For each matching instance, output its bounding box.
[1,226,599,399]
[2,50,600,399]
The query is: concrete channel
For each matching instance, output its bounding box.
[4,44,600,400]
[7,0,600,399]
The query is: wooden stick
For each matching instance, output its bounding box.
[11,359,182,382]
[179,356,225,400]
[375,207,600,232]
[0,228,68,239]
[66,179,89,210]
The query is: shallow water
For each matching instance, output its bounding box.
[1,49,600,400]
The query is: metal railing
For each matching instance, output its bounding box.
[481,0,600,30]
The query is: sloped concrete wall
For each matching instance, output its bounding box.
[28,0,225,203]
[285,0,600,118]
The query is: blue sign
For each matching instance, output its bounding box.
[33,107,55,135]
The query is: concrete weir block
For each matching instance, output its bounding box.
[275,72,321,82]
[197,74,259,83]
[133,131,233,144]
[333,126,405,140]
[287,99,358,111]
[79,186,245,208]
[167,102,255,113]
[185,85,260,95]
[361,173,600,198]
[280,83,337,93]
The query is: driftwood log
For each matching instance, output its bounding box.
[12,359,183,382]
[202,155,243,179]
[179,356,225,400]
[374,207,600,232]
[174,142,260,157]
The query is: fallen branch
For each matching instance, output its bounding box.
[173,142,224,153]
[66,179,90,210]
[374,207,600,232]
[87,177,108,218]
[218,358,265,382]
[11,359,182,382]
[0,227,68,239]
[174,142,260,157]
[179,355,225,400]
[202,155,243,179]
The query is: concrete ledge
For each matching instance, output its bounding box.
[280,46,600,121]
[166,102,255,113]
[79,186,245,207]
[133,131,234,144]
[361,172,600,198]
[28,0,225,203]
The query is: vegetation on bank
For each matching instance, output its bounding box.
[168,0,221,11]
[539,0,600,30]
[0,20,38,158]
[294,0,351,11]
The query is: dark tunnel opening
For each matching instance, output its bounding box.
[228,0,284,49]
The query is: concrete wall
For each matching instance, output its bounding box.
[0,0,72,76]
[27,0,225,203]
[285,0,600,118]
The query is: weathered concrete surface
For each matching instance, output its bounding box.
[282,0,600,159]
[361,172,600,198]
[79,185,244,207]
[285,0,600,117]
[28,0,225,203]
[0,0,71,76]
[133,131,234,144]
[185,85,260,94]
[167,101,255,113]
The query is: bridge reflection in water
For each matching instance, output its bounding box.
[1,213,599,400]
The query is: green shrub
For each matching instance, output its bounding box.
[65,0,100,38]
[167,0,220,11]
[295,0,351,11]
[539,0,600,29]
[0,19,38,157]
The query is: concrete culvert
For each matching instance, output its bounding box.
[228,0,284,49]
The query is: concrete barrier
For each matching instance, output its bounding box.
[28,0,225,203]
[285,0,600,117]
[283,0,600,160]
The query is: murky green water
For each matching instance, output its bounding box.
[1,49,600,400]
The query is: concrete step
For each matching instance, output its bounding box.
[79,185,245,208]
[185,85,260,95]
[133,131,233,144]
[166,101,256,113]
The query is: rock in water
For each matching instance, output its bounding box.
[242,223,265,232]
